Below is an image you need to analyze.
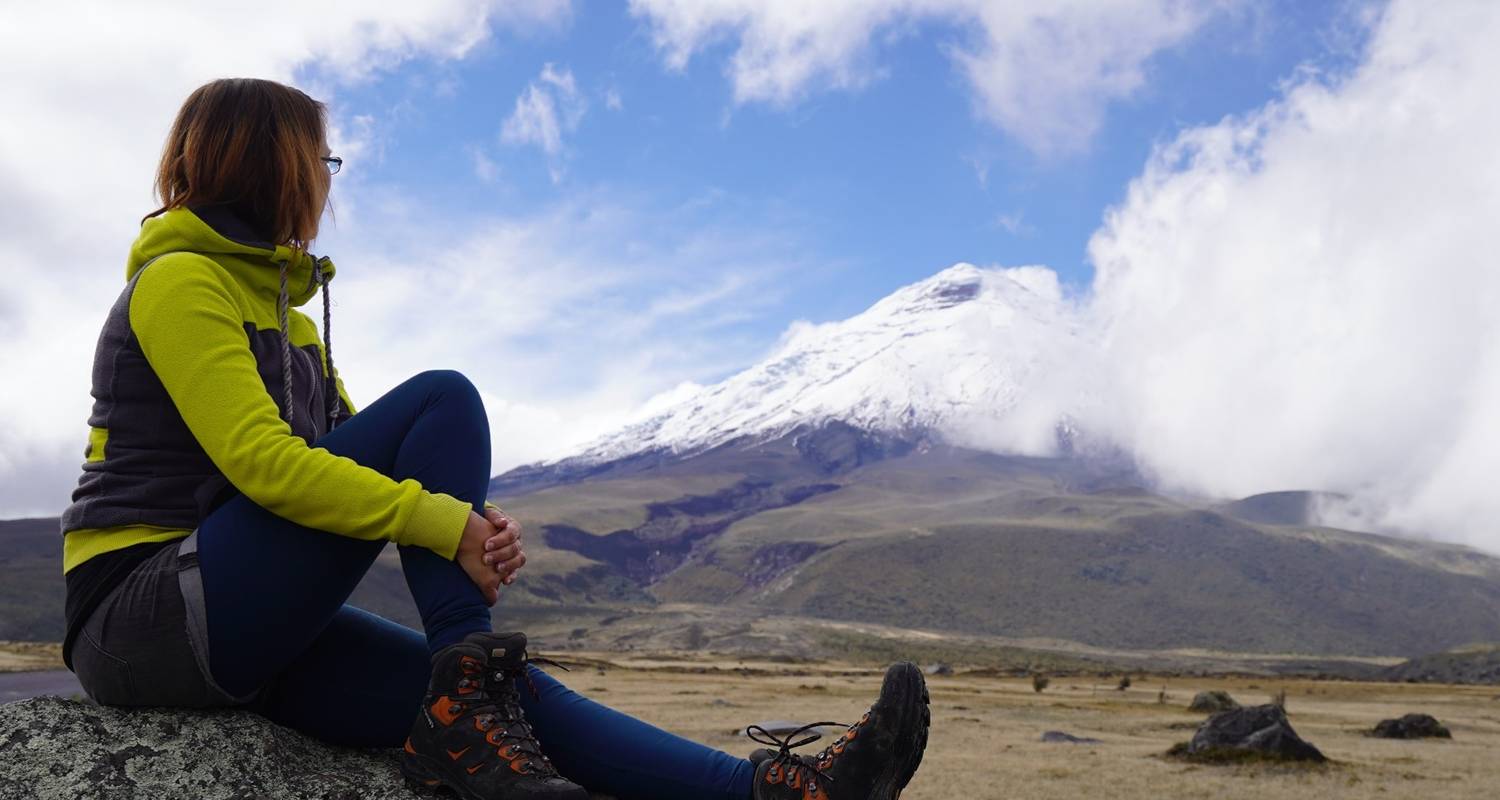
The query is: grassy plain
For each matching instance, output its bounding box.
[545,652,1500,800]
[0,641,62,672]
[3,641,1496,798]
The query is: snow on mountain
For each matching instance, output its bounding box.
[556,263,1098,466]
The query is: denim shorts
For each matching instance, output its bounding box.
[71,530,259,708]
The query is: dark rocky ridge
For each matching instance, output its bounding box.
[1383,643,1500,684]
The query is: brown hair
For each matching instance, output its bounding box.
[146,78,329,248]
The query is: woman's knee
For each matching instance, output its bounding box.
[410,370,486,415]
[411,368,477,396]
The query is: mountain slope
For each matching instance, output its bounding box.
[491,428,1500,658]
[549,263,1093,471]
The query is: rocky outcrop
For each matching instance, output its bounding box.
[0,696,613,799]
[1383,643,1500,685]
[1187,690,1241,713]
[1171,704,1326,763]
[1371,713,1452,739]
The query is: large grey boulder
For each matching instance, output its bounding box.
[0,696,613,799]
[1172,704,1326,763]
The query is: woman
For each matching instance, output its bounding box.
[60,77,929,800]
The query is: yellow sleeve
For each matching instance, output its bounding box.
[129,256,470,560]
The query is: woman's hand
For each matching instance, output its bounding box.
[456,511,504,605]
[481,506,526,585]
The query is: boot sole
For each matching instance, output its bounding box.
[871,662,931,800]
[401,752,482,800]
[401,752,588,800]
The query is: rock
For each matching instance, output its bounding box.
[1188,690,1241,713]
[1040,730,1101,744]
[1173,704,1326,763]
[1371,713,1452,739]
[924,663,953,677]
[0,696,617,799]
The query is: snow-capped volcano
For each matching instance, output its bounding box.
[553,263,1096,468]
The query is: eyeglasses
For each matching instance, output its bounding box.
[321,156,342,175]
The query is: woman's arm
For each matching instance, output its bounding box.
[130,255,471,560]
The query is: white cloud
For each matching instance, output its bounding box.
[0,0,572,516]
[501,63,587,180]
[628,0,1229,155]
[1077,0,1500,548]
[281,184,811,477]
[992,212,1032,236]
[470,146,501,183]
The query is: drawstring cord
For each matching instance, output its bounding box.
[276,259,294,427]
[313,256,341,430]
[276,254,342,433]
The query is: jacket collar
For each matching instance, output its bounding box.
[126,205,335,307]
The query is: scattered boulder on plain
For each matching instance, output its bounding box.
[1040,730,1101,744]
[1188,690,1241,713]
[1371,713,1452,739]
[924,663,953,677]
[1170,704,1326,764]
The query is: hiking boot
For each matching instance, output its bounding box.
[747,662,930,800]
[401,631,587,800]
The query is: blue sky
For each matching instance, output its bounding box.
[305,1,1364,330]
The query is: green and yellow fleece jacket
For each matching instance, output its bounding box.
[60,206,474,574]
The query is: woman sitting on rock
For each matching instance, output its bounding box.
[59,77,929,800]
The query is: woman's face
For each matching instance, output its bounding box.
[313,135,333,234]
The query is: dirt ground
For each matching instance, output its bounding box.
[547,653,1500,800]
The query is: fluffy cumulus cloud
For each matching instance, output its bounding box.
[1078,0,1500,547]
[627,0,1228,154]
[0,0,572,515]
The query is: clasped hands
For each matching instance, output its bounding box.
[455,506,527,606]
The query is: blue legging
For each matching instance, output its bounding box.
[195,370,754,800]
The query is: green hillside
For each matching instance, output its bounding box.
[491,431,1500,658]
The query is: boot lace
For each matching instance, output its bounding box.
[746,719,853,788]
[469,654,571,776]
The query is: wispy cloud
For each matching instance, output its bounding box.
[280,181,816,478]
[628,0,1231,156]
[501,63,587,181]
[992,212,1032,236]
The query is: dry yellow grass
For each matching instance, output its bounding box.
[0,641,62,672]
[545,654,1500,799]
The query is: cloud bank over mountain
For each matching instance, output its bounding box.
[1076,0,1500,546]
